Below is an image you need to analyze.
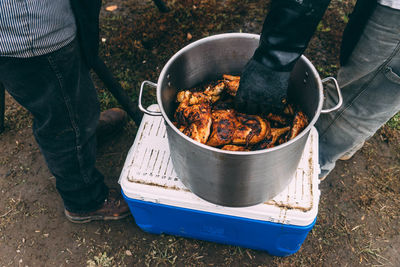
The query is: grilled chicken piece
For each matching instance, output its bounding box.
[223,74,240,96]
[233,113,269,145]
[178,125,186,132]
[283,103,295,116]
[270,126,291,145]
[256,126,291,149]
[207,109,270,147]
[175,83,232,144]
[266,113,288,126]
[175,90,212,144]
[174,74,309,149]
[221,145,250,151]
[177,90,214,105]
[223,74,240,81]
[175,104,212,144]
[288,111,308,140]
[204,82,225,102]
[206,109,237,147]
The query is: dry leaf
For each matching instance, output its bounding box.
[187,33,192,40]
[106,5,118,11]
[125,250,132,256]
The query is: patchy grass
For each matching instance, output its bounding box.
[87,252,114,267]
[387,113,400,130]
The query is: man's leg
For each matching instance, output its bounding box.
[0,39,108,213]
[316,5,400,178]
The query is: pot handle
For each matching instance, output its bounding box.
[320,77,343,114]
[138,81,162,116]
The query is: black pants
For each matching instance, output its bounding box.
[0,39,108,213]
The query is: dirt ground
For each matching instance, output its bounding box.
[1,0,399,266]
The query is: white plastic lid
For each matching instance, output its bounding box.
[119,105,321,226]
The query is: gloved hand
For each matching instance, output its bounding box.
[235,59,290,114]
[235,0,331,114]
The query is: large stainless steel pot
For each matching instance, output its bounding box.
[138,33,342,207]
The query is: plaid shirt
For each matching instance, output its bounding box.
[0,0,76,58]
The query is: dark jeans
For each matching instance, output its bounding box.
[0,39,108,213]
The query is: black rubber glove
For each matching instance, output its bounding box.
[236,0,331,114]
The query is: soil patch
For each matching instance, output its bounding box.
[1,0,399,266]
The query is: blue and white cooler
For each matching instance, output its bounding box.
[119,105,321,257]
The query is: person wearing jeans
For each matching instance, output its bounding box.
[0,0,129,222]
[236,0,400,180]
[316,4,400,179]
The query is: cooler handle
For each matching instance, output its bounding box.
[138,81,162,116]
[321,77,343,114]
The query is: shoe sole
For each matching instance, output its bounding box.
[339,143,365,161]
[64,210,130,224]
[319,175,328,181]
[339,155,353,161]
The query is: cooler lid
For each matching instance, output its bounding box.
[119,105,320,226]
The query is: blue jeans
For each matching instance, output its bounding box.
[316,4,400,178]
[0,39,108,213]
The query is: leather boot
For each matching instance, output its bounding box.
[64,188,130,223]
[96,108,127,143]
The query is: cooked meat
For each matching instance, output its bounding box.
[233,113,269,145]
[212,99,234,110]
[223,74,240,81]
[289,111,308,140]
[175,90,213,144]
[174,74,309,150]
[283,103,295,116]
[207,109,270,147]
[223,74,240,96]
[270,126,291,145]
[221,145,250,151]
[206,109,238,147]
[204,82,225,100]
[177,90,214,105]
[255,126,291,150]
[254,140,273,150]
[266,113,288,125]
[175,103,212,144]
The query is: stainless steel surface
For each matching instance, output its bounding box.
[320,77,343,113]
[138,81,162,116]
[142,33,326,207]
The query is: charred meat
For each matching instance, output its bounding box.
[173,75,309,150]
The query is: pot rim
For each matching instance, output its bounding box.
[157,32,323,155]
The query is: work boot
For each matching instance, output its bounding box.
[339,142,365,161]
[319,174,328,181]
[96,108,127,144]
[64,189,130,223]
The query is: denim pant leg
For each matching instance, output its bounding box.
[0,39,108,213]
[316,5,400,178]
